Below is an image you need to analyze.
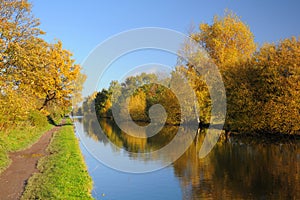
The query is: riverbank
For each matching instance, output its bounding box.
[97,116,300,143]
[224,131,300,144]
[21,118,93,199]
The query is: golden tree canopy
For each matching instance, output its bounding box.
[192,11,257,69]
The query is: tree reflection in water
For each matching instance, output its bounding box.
[82,117,300,199]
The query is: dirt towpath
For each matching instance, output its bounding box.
[0,124,63,200]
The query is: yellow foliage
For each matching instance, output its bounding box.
[128,90,148,121]
[193,11,256,69]
[0,0,85,129]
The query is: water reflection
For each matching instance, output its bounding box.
[175,135,300,199]
[82,117,196,163]
[81,117,300,199]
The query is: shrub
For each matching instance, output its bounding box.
[28,110,49,128]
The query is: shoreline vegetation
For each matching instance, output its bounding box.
[0,0,91,199]
[21,118,93,199]
[84,114,300,144]
[79,12,300,138]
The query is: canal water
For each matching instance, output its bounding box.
[74,117,300,200]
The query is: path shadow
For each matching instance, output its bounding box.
[47,115,57,126]
[47,116,73,127]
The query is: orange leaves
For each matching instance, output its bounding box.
[128,90,147,121]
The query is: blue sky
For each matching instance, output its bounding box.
[30,0,300,96]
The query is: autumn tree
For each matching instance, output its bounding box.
[191,11,256,69]
[0,0,42,126]
[180,11,257,131]
[0,0,43,96]
[0,0,85,128]
[250,37,300,134]
[128,89,147,121]
[91,11,299,136]
[36,41,84,113]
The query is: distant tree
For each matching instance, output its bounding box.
[128,89,148,121]
[95,89,112,118]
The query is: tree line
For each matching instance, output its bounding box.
[82,11,299,135]
[0,0,85,130]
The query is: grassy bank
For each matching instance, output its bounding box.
[0,123,53,173]
[21,118,93,199]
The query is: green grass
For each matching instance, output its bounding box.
[0,123,53,173]
[21,118,93,199]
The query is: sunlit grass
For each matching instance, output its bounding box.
[0,123,53,173]
[21,118,93,199]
